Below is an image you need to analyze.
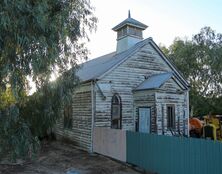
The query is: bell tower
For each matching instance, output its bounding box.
[112,11,148,53]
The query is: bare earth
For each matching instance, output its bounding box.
[0,141,142,174]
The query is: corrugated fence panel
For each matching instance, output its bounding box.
[127,131,140,166]
[126,131,222,174]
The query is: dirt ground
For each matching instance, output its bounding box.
[0,141,143,174]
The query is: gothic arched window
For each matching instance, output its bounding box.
[111,94,122,129]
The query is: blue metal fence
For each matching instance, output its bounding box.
[126,131,222,174]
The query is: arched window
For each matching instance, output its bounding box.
[111,94,122,129]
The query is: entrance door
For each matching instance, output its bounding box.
[139,108,151,133]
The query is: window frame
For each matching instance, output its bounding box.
[166,104,175,129]
[111,94,122,129]
[63,104,73,130]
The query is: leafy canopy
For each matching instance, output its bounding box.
[0,0,96,96]
[0,0,97,160]
[161,27,222,115]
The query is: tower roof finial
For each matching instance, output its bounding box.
[112,10,148,31]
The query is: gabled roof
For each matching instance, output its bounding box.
[149,39,189,88]
[76,38,149,82]
[76,38,189,89]
[112,17,148,31]
[134,72,173,91]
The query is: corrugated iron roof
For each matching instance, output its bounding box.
[75,38,189,89]
[134,72,173,91]
[76,38,149,82]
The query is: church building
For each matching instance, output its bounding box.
[55,11,190,152]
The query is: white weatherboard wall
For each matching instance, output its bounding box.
[93,127,126,162]
[55,82,93,151]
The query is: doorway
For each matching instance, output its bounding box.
[139,107,151,133]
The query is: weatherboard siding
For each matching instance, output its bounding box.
[94,83,112,127]
[155,92,188,135]
[95,84,135,130]
[55,83,92,151]
[95,43,187,133]
[95,43,178,130]
[159,78,185,92]
[56,40,188,150]
[132,80,187,135]
[133,90,157,133]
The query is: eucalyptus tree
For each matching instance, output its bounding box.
[161,27,222,115]
[0,0,97,160]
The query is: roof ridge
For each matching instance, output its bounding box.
[79,38,150,67]
[76,38,151,82]
[97,38,150,80]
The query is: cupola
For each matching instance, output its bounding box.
[112,11,148,53]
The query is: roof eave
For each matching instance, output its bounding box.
[79,78,97,84]
[148,40,190,88]
[112,23,148,31]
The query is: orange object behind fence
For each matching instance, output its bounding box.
[189,117,203,130]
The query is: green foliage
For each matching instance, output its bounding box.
[0,0,97,161]
[0,88,16,109]
[161,27,222,116]
[0,0,97,94]
[0,105,40,161]
[21,69,79,138]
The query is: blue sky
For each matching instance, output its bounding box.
[86,0,222,58]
